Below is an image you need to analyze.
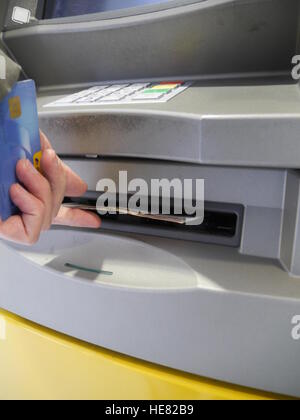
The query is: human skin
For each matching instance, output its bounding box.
[0,131,101,245]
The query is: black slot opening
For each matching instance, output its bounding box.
[95,209,237,238]
[64,193,242,245]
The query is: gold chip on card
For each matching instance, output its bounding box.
[9,96,22,119]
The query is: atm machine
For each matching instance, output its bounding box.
[0,0,300,399]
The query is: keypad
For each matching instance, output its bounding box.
[46,81,192,107]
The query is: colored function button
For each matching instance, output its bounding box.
[143,89,171,94]
[152,84,179,90]
[161,81,184,85]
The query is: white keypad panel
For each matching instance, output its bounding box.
[45,81,192,107]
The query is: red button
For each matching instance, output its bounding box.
[160,81,183,85]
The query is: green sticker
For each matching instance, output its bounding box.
[65,263,113,276]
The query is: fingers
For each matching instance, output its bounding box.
[53,206,101,229]
[41,149,67,220]
[0,131,99,246]
[40,130,52,150]
[62,163,88,197]
[0,184,44,245]
[16,159,53,231]
[40,130,88,197]
[0,183,101,245]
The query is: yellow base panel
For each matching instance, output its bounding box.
[0,308,286,400]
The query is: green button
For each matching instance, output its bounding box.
[143,89,171,94]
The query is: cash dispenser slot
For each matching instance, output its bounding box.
[63,193,243,247]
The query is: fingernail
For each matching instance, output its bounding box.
[54,154,60,167]
[20,159,29,170]
[20,159,32,172]
[47,149,59,167]
[10,183,21,193]
[26,159,39,174]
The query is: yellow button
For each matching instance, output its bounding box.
[152,84,179,90]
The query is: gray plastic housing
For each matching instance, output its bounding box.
[37,80,300,277]
[3,0,300,88]
[38,81,300,169]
